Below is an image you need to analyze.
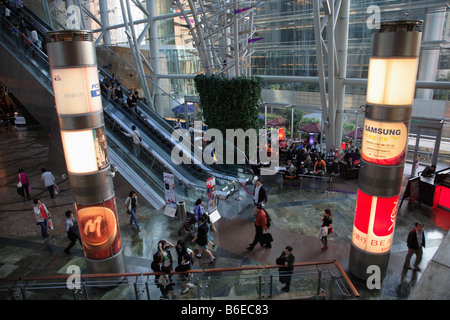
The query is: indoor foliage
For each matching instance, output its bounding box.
[194,74,262,134]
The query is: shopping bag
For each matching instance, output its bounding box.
[318,226,328,238]
[54,184,59,195]
[47,218,54,230]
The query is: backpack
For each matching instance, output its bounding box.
[263,209,272,229]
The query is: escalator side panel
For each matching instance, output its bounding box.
[0,45,55,133]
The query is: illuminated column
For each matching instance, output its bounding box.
[349,21,422,281]
[46,30,126,274]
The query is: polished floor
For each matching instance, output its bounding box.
[0,125,449,300]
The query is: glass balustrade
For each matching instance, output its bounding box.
[0,261,359,300]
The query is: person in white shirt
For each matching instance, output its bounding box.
[41,168,56,198]
[5,7,11,22]
[30,29,40,49]
[124,125,141,156]
[64,210,82,255]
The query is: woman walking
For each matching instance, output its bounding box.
[17,169,31,200]
[192,215,216,264]
[33,198,50,239]
[193,198,204,224]
[125,191,140,231]
[320,209,333,251]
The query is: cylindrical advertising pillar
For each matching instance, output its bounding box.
[349,21,422,281]
[46,30,126,274]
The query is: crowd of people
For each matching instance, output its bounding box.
[19,160,431,299]
[278,137,363,182]
[17,150,327,299]
[15,136,426,300]
[279,138,329,181]
[100,73,145,118]
[1,0,44,55]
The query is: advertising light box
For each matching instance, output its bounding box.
[352,190,400,254]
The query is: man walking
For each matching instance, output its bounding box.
[404,222,426,271]
[64,210,82,255]
[253,179,267,206]
[247,204,269,250]
[41,168,56,199]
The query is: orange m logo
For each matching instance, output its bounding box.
[83,216,102,237]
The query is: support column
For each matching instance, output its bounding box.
[147,0,164,116]
[334,0,350,150]
[349,20,423,281]
[327,0,336,153]
[416,7,445,100]
[46,30,126,275]
[99,0,111,45]
[313,0,329,152]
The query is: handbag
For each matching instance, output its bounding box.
[263,232,273,243]
[276,255,285,265]
[127,210,132,214]
[17,174,22,188]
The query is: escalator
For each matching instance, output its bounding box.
[23,3,254,189]
[0,5,253,213]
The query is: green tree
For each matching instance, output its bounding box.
[342,121,356,142]
[282,108,304,134]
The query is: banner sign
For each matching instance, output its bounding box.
[207,177,217,214]
[164,172,176,208]
[163,173,177,218]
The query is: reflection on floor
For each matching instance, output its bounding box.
[0,125,448,300]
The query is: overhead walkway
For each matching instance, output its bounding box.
[0,8,253,212]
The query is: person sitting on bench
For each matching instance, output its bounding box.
[421,165,436,177]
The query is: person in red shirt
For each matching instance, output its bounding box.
[247,204,269,250]
[17,169,31,200]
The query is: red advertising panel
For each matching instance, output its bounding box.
[352,190,399,254]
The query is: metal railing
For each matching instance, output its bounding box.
[0,260,359,300]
